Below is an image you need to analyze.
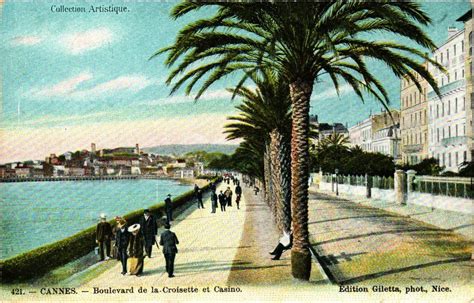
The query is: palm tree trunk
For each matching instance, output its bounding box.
[269,129,292,233]
[289,78,313,280]
[263,143,273,209]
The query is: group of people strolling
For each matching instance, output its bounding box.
[209,183,242,212]
[95,207,179,278]
[194,179,243,213]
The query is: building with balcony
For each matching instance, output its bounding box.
[400,63,429,165]
[372,125,401,161]
[427,24,470,172]
[348,110,400,160]
[457,10,473,163]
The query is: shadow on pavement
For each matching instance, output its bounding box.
[339,256,471,285]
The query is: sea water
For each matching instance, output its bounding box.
[0,179,192,259]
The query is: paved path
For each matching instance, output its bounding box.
[82,182,246,288]
[227,186,324,285]
[308,191,472,285]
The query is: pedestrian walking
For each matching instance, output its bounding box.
[218,190,226,212]
[254,186,260,195]
[210,182,216,192]
[112,216,125,260]
[127,224,145,276]
[114,218,129,275]
[164,194,173,224]
[160,223,179,278]
[139,209,158,258]
[235,184,242,209]
[210,190,218,213]
[196,189,204,209]
[224,187,233,207]
[194,183,199,196]
[96,213,112,261]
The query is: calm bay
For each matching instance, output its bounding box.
[0,179,192,259]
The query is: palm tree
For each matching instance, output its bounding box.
[225,70,292,233]
[153,1,442,280]
[318,133,350,150]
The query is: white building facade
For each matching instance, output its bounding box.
[348,117,373,152]
[372,126,401,160]
[428,28,470,172]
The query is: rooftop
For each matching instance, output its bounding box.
[456,9,472,22]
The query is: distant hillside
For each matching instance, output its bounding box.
[142,144,238,156]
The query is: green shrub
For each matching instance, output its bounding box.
[0,177,220,283]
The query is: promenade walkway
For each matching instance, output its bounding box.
[307,191,472,285]
[81,182,246,288]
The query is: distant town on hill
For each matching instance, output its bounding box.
[142,144,238,156]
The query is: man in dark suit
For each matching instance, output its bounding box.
[164,194,173,224]
[159,223,179,278]
[96,213,113,261]
[235,183,242,209]
[210,190,218,213]
[218,190,226,212]
[114,219,129,275]
[196,189,204,209]
[139,209,158,258]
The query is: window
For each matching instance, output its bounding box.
[442,102,444,116]
[455,152,459,167]
[469,32,472,56]
[454,44,457,56]
[447,49,449,61]
[441,52,444,63]
[442,128,445,139]
[462,97,465,111]
[461,40,464,53]
[448,126,451,138]
[455,71,457,81]
[437,128,440,142]
[464,151,467,162]
[442,153,445,166]
[455,124,458,137]
[462,69,464,78]
[455,98,458,113]
[448,153,451,167]
[437,104,439,118]
[448,100,451,115]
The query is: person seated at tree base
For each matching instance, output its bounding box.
[269,230,292,260]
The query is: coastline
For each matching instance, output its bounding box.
[0,178,218,284]
[0,175,166,183]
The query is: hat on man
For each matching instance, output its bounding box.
[167,194,172,197]
[117,218,127,228]
[100,213,106,219]
[144,209,150,214]
[128,223,141,233]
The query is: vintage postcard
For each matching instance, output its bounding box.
[0,1,473,302]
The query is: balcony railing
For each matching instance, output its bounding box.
[403,144,423,153]
[428,79,465,99]
[441,136,468,146]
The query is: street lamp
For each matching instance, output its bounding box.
[335,169,339,196]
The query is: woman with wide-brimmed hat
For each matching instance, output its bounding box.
[127,223,145,276]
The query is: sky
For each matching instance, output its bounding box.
[0,1,471,163]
